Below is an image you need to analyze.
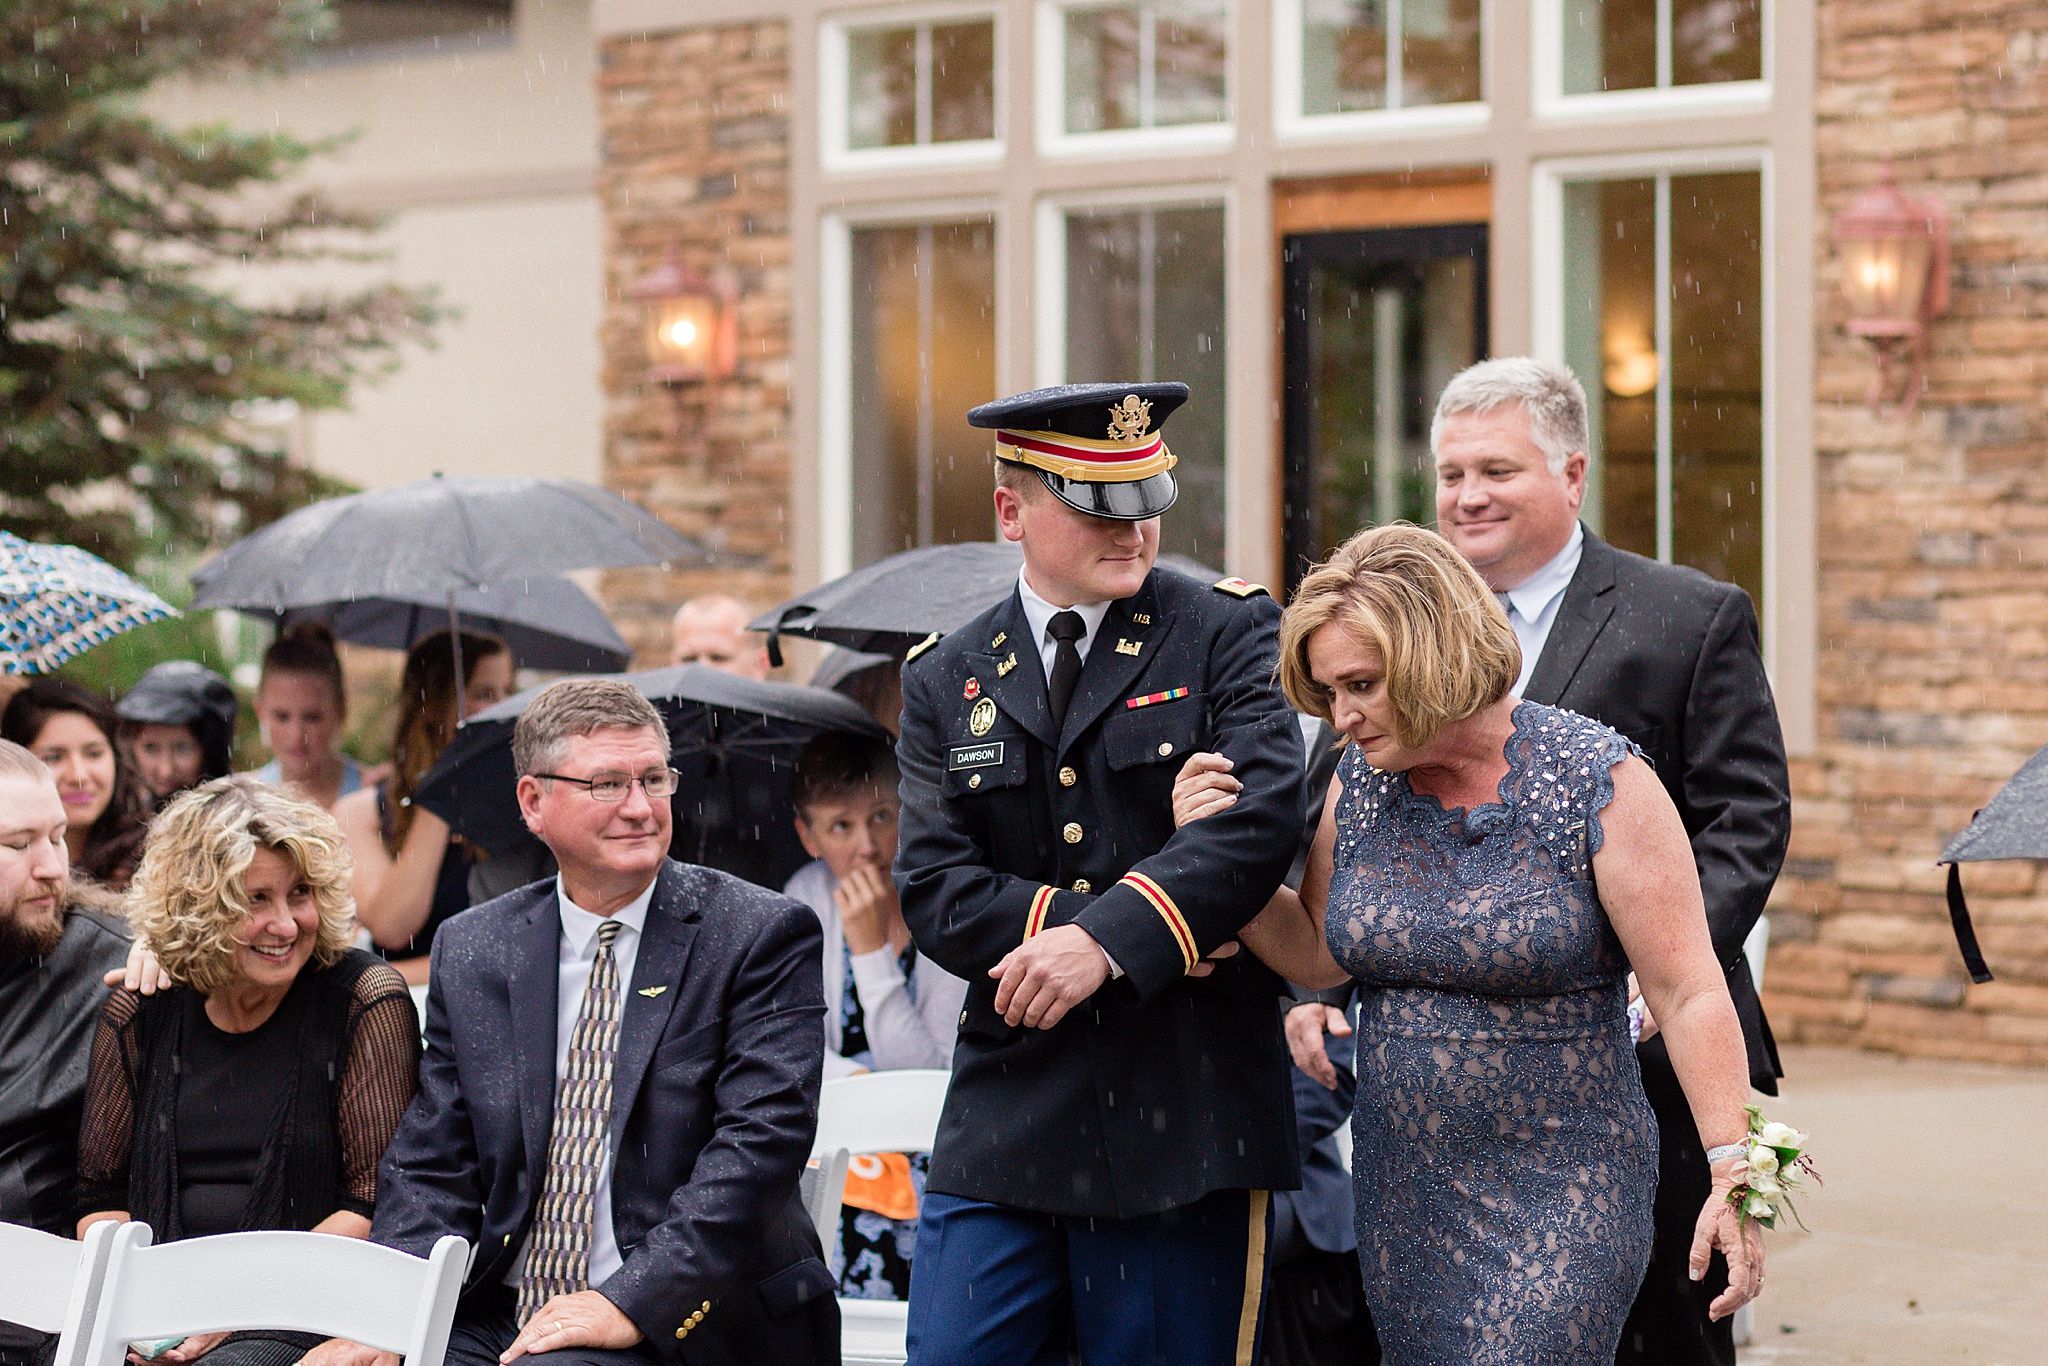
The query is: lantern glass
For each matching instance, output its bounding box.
[1840,232,1933,325]
[645,293,721,380]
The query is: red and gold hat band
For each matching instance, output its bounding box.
[994,427,1177,482]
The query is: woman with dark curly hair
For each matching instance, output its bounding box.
[1,678,152,888]
[76,776,419,1366]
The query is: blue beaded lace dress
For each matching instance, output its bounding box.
[1325,702,1657,1364]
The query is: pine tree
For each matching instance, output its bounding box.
[0,0,442,565]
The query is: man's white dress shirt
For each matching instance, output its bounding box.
[504,874,657,1290]
[1017,570,1110,679]
[1499,524,1584,697]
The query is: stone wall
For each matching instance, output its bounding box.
[594,21,793,664]
[1769,0,2048,1064]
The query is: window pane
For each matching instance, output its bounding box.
[1064,205,1228,563]
[848,26,918,148]
[1301,0,1389,114]
[1064,1,1227,133]
[848,221,999,565]
[1065,7,1144,132]
[931,21,997,142]
[1562,177,1658,561]
[1669,171,1762,606]
[1560,0,1656,94]
[1153,0,1230,127]
[1402,0,1481,105]
[1672,0,1761,85]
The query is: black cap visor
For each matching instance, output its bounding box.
[1033,468,1178,521]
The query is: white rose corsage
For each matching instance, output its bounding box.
[1724,1105,1818,1230]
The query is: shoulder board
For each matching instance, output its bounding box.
[1211,577,1269,600]
[904,631,942,663]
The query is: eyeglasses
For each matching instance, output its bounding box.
[533,768,683,802]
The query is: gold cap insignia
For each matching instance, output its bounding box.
[1107,394,1152,442]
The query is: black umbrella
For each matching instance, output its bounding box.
[261,577,631,674]
[413,664,890,889]
[1932,746,2048,985]
[750,543,1226,666]
[192,474,705,699]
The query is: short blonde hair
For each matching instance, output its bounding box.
[127,776,357,996]
[1278,524,1520,750]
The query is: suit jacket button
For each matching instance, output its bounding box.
[959,1010,969,1025]
[1157,742,1173,757]
[1071,879,1091,893]
[1062,822,1083,844]
[1058,766,1078,787]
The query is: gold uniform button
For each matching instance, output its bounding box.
[1072,879,1092,893]
[1063,823,1083,844]
[1158,742,1174,757]
[675,1329,687,1340]
[1058,766,1078,787]
[702,1302,711,1312]
[968,773,981,788]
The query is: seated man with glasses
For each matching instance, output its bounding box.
[304,677,837,1366]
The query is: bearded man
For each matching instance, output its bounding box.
[0,738,131,1365]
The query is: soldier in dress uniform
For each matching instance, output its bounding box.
[894,381,1306,1365]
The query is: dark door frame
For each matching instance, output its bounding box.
[1280,222,1490,590]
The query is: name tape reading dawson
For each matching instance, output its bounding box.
[949,742,1005,770]
[1124,687,1191,710]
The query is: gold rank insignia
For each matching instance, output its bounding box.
[906,631,942,662]
[1131,613,1151,625]
[991,631,1007,649]
[969,697,998,736]
[997,651,1019,677]
[1115,638,1141,656]
[1107,393,1153,441]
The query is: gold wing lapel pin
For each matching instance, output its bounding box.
[637,985,668,998]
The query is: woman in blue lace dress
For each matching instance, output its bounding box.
[1178,526,1762,1364]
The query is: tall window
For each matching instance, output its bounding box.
[1062,203,1227,564]
[1561,169,1763,610]
[1058,0,1230,135]
[1561,0,1761,95]
[848,219,999,566]
[1299,0,1482,116]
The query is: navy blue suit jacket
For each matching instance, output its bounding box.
[371,859,835,1363]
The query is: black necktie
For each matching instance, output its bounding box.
[1046,610,1087,729]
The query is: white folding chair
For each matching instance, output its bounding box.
[78,1225,467,1366]
[0,1219,121,1366]
[810,1070,951,1366]
[800,1148,852,1246]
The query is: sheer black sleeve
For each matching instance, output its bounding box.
[337,963,422,1217]
[75,989,144,1218]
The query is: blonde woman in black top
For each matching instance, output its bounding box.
[77,777,419,1366]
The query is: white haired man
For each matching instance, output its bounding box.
[1287,357,1791,1366]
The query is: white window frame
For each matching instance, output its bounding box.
[1034,0,1236,159]
[1271,0,1489,143]
[820,2,1005,175]
[1532,0,1769,121]
[818,200,1005,579]
[1530,146,1776,641]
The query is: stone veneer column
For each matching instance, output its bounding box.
[594,21,793,664]
[1770,1,2048,1064]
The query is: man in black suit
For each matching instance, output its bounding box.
[896,382,1305,1364]
[308,678,835,1366]
[1431,357,1788,1366]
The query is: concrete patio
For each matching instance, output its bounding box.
[1737,1045,2048,1364]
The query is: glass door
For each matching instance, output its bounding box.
[1281,222,1487,588]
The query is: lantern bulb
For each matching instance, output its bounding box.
[667,319,699,348]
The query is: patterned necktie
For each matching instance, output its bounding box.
[1046,609,1086,729]
[518,917,625,1324]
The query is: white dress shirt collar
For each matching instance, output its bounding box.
[1500,522,1584,625]
[1016,570,1112,681]
[555,872,657,954]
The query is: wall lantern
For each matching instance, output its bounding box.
[1834,164,1950,414]
[633,251,737,387]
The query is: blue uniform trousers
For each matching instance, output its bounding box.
[905,1188,1272,1366]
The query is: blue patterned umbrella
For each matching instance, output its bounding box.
[0,532,180,675]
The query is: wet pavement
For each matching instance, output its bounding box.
[1737,1046,2048,1364]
